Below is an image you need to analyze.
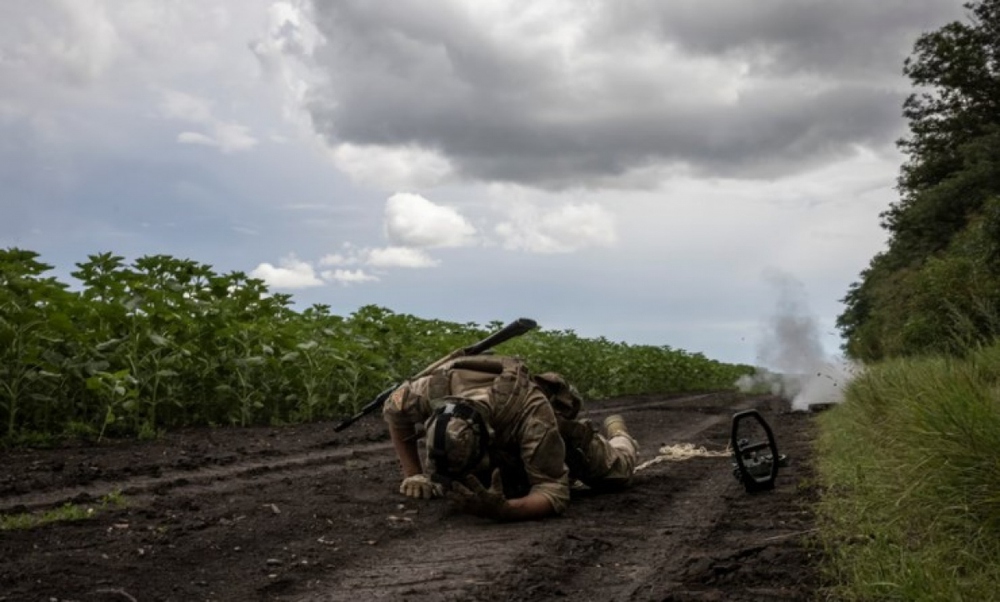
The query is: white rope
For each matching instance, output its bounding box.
[634,442,730,473]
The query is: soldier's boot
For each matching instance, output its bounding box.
[595,414,638,489]
[604,414,638,456]
[604,415,630,439]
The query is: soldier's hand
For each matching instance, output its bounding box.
[399,474,443,499]
[446,469,509,521]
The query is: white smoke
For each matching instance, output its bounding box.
[736,271,860,411]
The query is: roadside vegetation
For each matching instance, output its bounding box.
[0,248,753,447]
[816,346,1000,600]
[820,1,1000,599]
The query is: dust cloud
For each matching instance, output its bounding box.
[736,272,859,411]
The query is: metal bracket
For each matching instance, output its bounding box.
[730,409,783,493]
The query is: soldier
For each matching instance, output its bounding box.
[383,354,638,521]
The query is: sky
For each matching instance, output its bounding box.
[0,0,969,369]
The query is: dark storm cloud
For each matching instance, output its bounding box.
[305,0,965,187]
[598,0,966,77]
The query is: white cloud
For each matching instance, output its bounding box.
[366,246,439,268]
[330,144,455,191]
[249,0,324,128]
[0,2,279,126]
[2,0,121,87]
[176,125,257,152]
[318,252,357,267]
[495,201,617,253]
[210,122,258,153]
[322,268,379,285]
[250,254,323,288]
[384,192,477,248]
[160,89,258,153]
[50,0,121,84]
[319,244,438,270]
[261,1,320,57]
[177,132,215,146]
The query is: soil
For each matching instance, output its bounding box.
[0,392,821,602]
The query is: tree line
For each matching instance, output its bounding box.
[838,0,1000,360]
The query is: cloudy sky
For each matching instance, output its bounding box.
[1,1,967,368]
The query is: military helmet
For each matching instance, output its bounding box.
[425,397,489,480]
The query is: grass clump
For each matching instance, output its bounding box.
[0,490,127,531]
[815,343,1000,601]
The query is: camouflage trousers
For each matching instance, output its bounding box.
[558,418,638,490]
[482,418,638,500]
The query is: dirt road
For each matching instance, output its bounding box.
[0,392,819,601]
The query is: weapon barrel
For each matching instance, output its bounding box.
[332,318,538,432]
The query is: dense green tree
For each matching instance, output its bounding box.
[839,0,1000,360]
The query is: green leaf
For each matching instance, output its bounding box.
[84,361,110,375]
[41,349,66,366]
[95,338,123,352]
[85,375,104,391]
[149,334,170,347]
[48,312,75,334]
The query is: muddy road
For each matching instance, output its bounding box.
[0,392,820,601]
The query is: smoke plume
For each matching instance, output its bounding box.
[736,271,859,411]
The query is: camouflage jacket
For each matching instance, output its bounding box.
[383,355,578,514]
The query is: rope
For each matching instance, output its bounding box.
[634,442,730,473]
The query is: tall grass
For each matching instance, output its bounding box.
[816,343,1000,601]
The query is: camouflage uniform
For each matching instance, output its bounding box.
[383,355,638,514]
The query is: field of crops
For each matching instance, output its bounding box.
[1,249,754,445]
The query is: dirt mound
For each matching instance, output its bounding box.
[0,392,819,601]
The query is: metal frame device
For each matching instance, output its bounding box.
[730,409,782,493]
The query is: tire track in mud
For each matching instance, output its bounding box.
[292,395,747,602]
[0,393,817,602]
[0,441,393,514]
